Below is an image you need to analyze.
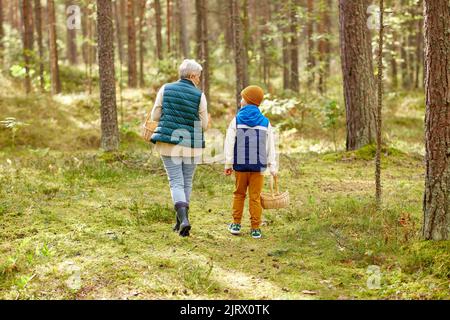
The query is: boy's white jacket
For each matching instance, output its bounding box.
[224,118,278,174]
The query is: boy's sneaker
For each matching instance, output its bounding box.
[251,229,262,239]
[228,223,241,235]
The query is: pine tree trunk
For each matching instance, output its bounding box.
[154,0,163,60]
[241,0,250,87]
[306,0,315,88]
[195,0,209,100]
[81,5,88,66]
[223,0,233,53]
[127,0,137,87]
[34,0,44,90]
[390,31,398,89]
[97,0,120,152]
[66,1,77,65]
[0,0,4,63]
[280,2,290,91]
[22,0,34,93]
[48,0,61,95]
[201,0,209,100]
[113,0,124,66]
[339,0,377,151]
[178,0,189,58]
[423,0,450,241]
[231,0,246,107]
[318,0,331,94]
[289,0,299,93]
[375,0,384,208]
[167,0,171,54]
[138,0,146,87]
[260,0,271,88]
[415,1,424,89]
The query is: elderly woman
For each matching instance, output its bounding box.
[150,59,208,237]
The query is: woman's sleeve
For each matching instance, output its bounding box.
[151,85,165,122]
[199,93,209,131]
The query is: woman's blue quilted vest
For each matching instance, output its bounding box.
[151,79,205,148]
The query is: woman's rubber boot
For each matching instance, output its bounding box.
[176,206,191,237]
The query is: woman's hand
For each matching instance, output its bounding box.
[224,168,233,176]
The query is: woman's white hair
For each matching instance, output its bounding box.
[179,59,203,79]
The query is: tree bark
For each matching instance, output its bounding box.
[231,0,248,107]
[339,0,377,150]
[289,0,299,93]
[127,0,137,87]
[138,0,146,87]
[97,0,120,152]
[259,0,271,88]
[113,0,124,66]
[34,0,44,90]
[423,0,450,241]
[167,0,171,54]
[22,0,34,93]
[154,0,163,60]
[195,0,209,100]
[279,2,290,91]
[0,0,4,63]
[178,0,189,58]
[66,0,78,65]
[390,30,398,89]
[48,0,61,95]
[306,0,315,88]
[241,0,250,87]
[318,0,331,94]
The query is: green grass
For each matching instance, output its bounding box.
[0,76,448,300]
[0,148,448,300]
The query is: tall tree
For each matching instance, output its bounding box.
[230,0,248,107]
[178,0,189,58]
[97,0,120,152]
[34,0,44,90]
[22,0,34,93]
[339,0,377,150]
[317,0,332,94]
[422,0,450,240]
[66,1,78,65]
[195,0,209,100]
[241,0,250,86]
[48,0,61,94]
[279,2,290,90]
[0,0,4,63]
[138,0,146,87]
[113,0,125,66]
[154,0,163,60]
[167,0,171,53]
[306,0,315,88]
[259,0,271,88]
[289,0,299,93]
[127,0,137,87]
[375,0,384,208]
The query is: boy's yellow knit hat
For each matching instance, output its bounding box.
[241,85,264,106]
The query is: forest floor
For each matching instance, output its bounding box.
[0,74,449,300]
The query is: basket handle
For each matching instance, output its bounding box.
[269,175,280,196]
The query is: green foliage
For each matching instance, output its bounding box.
[0,117,30,148]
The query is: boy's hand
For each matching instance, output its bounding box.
[270,170,278,177]
[224,168,233,176]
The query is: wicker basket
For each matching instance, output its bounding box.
[141,111,158,142]
[261,176,290,209]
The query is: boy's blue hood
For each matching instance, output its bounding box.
[236,105,269,127]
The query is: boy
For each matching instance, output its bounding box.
[224,85,277,239]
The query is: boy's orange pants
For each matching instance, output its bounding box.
[232,172,264,229]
